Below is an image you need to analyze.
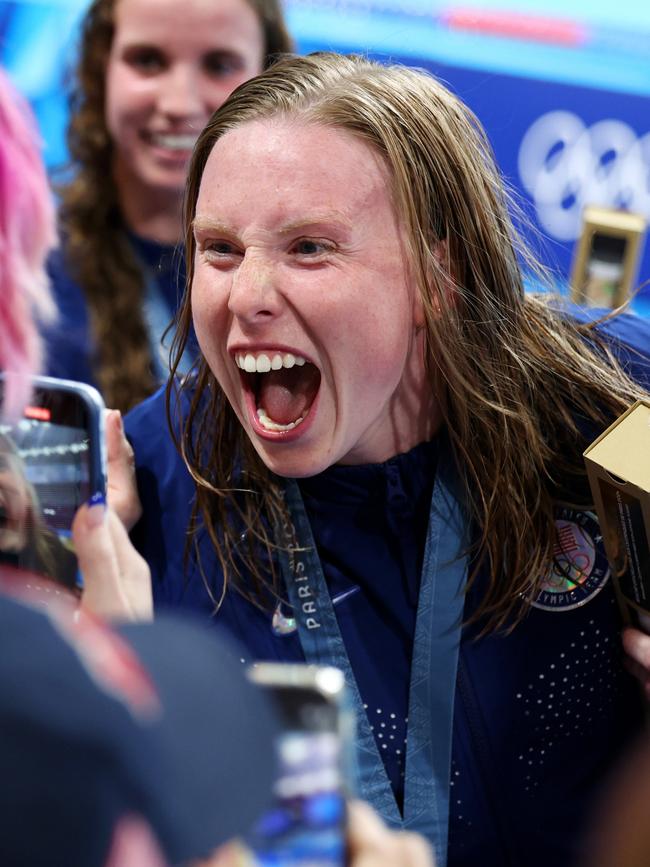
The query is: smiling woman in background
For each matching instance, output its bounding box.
[43,0,291,413]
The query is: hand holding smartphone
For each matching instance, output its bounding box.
[0,375,106,594]
[245,663,353,867]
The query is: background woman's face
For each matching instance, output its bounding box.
[105,0,264,202]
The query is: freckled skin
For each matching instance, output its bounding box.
[192,120,441,478]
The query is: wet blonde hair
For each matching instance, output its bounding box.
[170,53,647,629]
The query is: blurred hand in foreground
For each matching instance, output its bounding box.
[347,801,435,867]
[622,626,650,699]
[194,801,435,867]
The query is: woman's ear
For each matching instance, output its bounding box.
[413,287,427,330]
[413,239,454,328]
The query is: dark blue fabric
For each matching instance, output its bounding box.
[43,246,96,387]
[566,302,650,384]
[42,235,184,391]
[298,444,437,808]
[125,309,650,867]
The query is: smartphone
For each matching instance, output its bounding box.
[245,663,353,867]
[0,375,106,593]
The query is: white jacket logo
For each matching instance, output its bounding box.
[518,110,650,241]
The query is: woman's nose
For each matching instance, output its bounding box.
[157,64,206,121]
[227,254,283,325]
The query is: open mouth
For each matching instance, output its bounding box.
[235,351,321,433]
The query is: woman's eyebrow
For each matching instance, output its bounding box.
[192,214,353,237]
[119,40,163,52]
[192,218,235,235]
[278,212,353,235]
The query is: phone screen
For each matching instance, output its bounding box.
[245,677,348,867]
[0,377,105,593]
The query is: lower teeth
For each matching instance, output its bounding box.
[257,407,309,432]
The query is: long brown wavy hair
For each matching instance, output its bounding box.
[169,53,648,630]
[57,0,293,413]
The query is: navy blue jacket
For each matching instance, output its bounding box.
[126,308,650,867]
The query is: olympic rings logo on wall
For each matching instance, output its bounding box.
[518,111,650,242]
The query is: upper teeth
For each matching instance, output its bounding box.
[235,352,307,373]
[153,134,198,150]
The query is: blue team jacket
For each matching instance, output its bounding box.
[126,307,650,867]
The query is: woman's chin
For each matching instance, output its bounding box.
[252,440,333,480]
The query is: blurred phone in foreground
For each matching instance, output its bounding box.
[245,663,353,867]
[0,375,106,594]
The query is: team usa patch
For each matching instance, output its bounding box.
[532,508,610,611]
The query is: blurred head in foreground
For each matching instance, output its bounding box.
[586,734,650,867]
[0,590,278,866]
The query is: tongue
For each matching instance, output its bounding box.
[258,364,320,426]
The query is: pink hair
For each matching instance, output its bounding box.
[0,68,56,418]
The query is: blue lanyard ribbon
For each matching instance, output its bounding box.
[276,435,468,866]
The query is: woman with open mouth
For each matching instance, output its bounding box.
[42,0,292,414]
[110,53,650,867]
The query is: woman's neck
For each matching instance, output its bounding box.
[113,165,183,245]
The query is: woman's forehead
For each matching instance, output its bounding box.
[197,119,395,218]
